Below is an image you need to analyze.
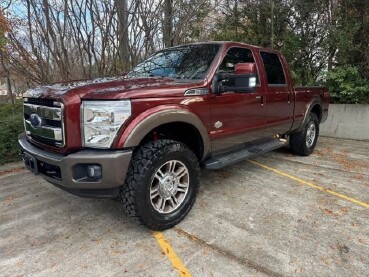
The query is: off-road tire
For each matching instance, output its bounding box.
[290,113,319,156]
[121,139,200,230]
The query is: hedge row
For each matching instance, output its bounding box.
[0,102,24,165]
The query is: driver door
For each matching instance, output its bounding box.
[210,47,266,155]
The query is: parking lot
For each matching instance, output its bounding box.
[1,137,369,276]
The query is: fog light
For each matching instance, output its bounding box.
[87,165,102,179]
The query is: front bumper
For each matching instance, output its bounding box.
[18,133,132,198]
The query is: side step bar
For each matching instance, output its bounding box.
[203,138,288,170]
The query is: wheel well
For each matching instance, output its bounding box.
[311,104,322,122]
[139,122,204,160]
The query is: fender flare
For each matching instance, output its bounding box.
[297,96,323,132]
[117,106,211,159]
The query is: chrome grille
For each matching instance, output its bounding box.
[23,99,65,147]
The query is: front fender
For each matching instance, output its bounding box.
[116,105,211,159]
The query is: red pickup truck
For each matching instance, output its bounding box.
[19,42,329,230]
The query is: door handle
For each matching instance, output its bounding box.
[256,96,264,106]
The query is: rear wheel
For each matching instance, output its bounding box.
[121,139,200,230]
[290,113,319,156]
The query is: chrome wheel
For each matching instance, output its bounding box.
[306,122,316,148]
[150,160,190,214]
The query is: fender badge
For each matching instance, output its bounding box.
[214,121,223,129]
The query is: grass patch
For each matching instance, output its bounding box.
[0,102,24,165]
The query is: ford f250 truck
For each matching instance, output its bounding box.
[19,42,329,230]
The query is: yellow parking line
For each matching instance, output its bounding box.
[153,231,191,277]
[249,160,369,209]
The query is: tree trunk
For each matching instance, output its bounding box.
[0,50,15,109]
[6,75,15,108]
[327,0,336,71]
[271,1,274,48]
[163,0,173,47]
[116,0,130,71]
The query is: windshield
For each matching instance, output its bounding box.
[127,44,221,80]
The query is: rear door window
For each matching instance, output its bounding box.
[260,51,286,85]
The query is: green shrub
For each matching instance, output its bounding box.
[0,102,24,165]
[326,66,369,104]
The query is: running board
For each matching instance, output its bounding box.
[203,139,288,170]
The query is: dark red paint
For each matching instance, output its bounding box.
[26,42,329,155]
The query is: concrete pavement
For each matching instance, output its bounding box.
[1,137,368,276]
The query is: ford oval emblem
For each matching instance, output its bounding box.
[30,113,42,128]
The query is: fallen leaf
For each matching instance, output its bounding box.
[92,238,102,245]
[16,260,24,268]
[0,167,26,177]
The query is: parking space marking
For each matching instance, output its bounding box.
[153,231,191,277]
[250,160,369,209]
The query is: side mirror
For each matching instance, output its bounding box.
[235,63,256,75]
[213,63,257,94]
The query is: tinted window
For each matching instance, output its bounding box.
[127,44,220,80]
[219,47,259,84]
[260,51,286,85]
[219,47,255,72]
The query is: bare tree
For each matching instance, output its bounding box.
[163,0,173,47]
[4,0,214,91]
[0,6,15,107]
[116,0,130,71]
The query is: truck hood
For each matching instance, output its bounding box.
[24,77,205,101]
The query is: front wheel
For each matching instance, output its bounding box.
[121,139,200,230]
[290,113,319,156]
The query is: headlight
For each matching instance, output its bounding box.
[81,100,131,148]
